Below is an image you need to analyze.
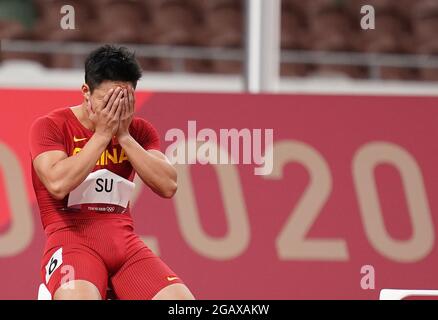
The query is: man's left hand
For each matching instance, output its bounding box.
[117,86,135,139]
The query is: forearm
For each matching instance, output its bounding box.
[119,134,177,198]
[49,133,110,198]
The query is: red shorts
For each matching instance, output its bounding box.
[40,217,183,299]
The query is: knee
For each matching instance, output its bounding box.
[53,280,102,300]
[173,285,195,300]
[153,284,195,300]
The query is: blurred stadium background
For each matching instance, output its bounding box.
[1,0,438,300]
[1,0,438,89]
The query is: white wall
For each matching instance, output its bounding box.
[0,60,437,96]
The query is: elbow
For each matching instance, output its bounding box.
[49,191,67,201]
[47,181,68,200]
[160,181,178,199]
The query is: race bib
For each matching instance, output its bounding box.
[67,169,135,209]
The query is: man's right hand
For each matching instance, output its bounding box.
[87,87,125,139]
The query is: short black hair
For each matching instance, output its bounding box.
[85,45,142,93]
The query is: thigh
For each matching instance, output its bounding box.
[41,245,108,300]
[111,247,188,300]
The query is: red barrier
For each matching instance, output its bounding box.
[1,89,438,299]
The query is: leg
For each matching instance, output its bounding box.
[111,247,194,300]
[41,245,108,300]
[152,283,195,300]
[54,280,101,300]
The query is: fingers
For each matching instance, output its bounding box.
[114,96,124,120]
[120,89,126,119]
[108,88,124,117]
[106,87,123,114]
[127,87,132,114]
[129,87,135,114]
[100,88,115,112]
[120,88,128,119]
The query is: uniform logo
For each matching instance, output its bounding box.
[73,136,87,142]
[106,206,115,213]
[45,247,63,284]
[167,276,178,281]
[72,147,129,165]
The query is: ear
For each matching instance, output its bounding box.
[81,84,91,101]
[82,84,94,114]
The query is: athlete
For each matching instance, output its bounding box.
[29,45,194,300]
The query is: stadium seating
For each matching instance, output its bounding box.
[0,0,437,80]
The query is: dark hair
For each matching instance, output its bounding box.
[84,45,142,92]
